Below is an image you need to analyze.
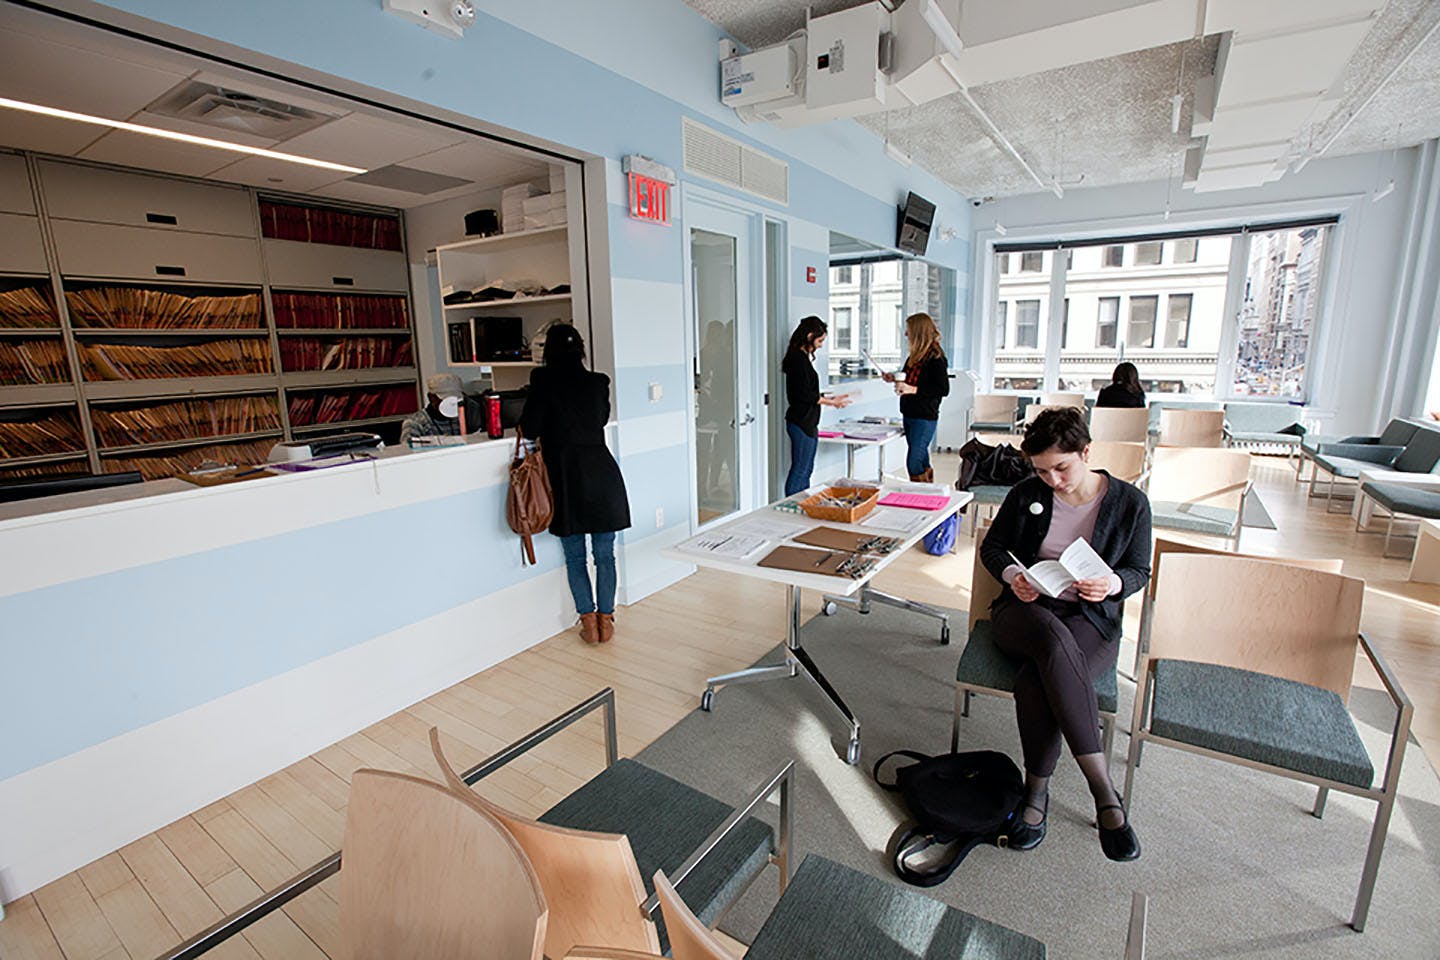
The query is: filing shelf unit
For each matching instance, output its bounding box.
[0,151,424,480]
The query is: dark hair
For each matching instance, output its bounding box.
[1112,362,1142,393]
[542,323,586,368]
[787,315,827,356]
[1022,406,1090,456]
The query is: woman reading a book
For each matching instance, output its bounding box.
[519,325,631,645]
[978,406,1151,862]
[781,316,851,496]
[881,313,949,481]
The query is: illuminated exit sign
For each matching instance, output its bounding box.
[623,155,676,226]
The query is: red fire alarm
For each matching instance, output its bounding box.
[806,266,817,283]
[622,155,677,226]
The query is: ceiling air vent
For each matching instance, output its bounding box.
[682,117,788,205]
[145,81,336,141]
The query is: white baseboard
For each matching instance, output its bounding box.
[0,568,572,904]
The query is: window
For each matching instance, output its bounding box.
[995,301,1007,350]
[1015,300,1040,348]
[1165,294,1192,348]
[1096,297,1119,348]
[1020,251,1044,273]
[1128,296,1157,348]
[1103,245,1124,268]
[832,307,852,351]
[1233,225,1329,399]
[1134,241,1163,266]
[1172,238,1198,263]
[833,265,853,285]
[999,253,1011,274]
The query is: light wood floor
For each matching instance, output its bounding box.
[2,455,1437,960]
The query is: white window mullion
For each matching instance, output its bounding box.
[1215,231,1250,399]
[1044,249,1066,393]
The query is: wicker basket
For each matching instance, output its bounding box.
[799,485,880,523]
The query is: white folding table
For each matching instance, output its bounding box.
[662,483,971,764]
[817,425,906,482]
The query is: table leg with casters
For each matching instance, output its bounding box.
[701,584,863,764]
[845,444,856,481]
[821,582,952,645]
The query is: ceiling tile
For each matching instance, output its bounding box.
[203,155,351,193]
[77,129,242,178]
[0,28,190,120]
[276,112,468,172]
[0,111,108,157]
[405,140,550,184]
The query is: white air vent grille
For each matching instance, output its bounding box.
[682,118,788,205]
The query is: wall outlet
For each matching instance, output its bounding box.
[648,382,663,402]
[655,507,664,528]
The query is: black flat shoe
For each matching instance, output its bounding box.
[1097,803,1141,862]
[1004,797,1047,851]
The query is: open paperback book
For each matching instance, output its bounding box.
[1007,538,1114,599]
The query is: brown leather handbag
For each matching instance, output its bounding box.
[506,427,554,565]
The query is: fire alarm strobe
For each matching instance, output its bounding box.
[383,0,476,40]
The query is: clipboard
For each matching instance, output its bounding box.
[757,545,878,580]
[792,526,903,556]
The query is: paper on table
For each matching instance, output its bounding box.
[860,505,932,535]
[728,514,812,541]
[678,531,769,560]
[1007,539,1113,599]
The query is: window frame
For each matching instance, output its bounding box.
[831,306,853,351]
[1165,293,1192,348]
[1127,295,1157,349]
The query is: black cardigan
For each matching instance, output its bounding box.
[899,353,950,420]
[978,472,1152,641]
[782,347,822,436]
[1095,383,1146,408]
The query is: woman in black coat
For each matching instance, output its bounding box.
[1095,361,1146,408]
[519,325,631,645]
[978,407,1150,861]
[882,312,949,481]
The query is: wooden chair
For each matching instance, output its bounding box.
[1123,554,1412,932]
[429,726,786,959]
[1089,407,1150,443]
[1022,402,1069,424]
[1157,408,1225,447]
[1088,441,1147,485]
[952,527,1117,763]
[1146,447,1252,549]
[1042,391,1085,408]
[340,768,547,960]
[970,394,1019,435]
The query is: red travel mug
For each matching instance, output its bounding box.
[485,395,503,438]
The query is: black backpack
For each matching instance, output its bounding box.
[956,438,1034,491]
[874,749,1024,887]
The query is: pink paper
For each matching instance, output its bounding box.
[817,430,844,438]
[877,492,949,511]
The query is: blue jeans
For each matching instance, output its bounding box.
[560,531,616,615]
[903,417,938,478]
[785,422,818,496]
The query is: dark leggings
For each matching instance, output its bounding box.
[990,597,1118,778]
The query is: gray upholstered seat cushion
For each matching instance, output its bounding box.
[540,758,773,953]
[1379,419,1424,447]
[957,620,1118,714]
[968,484,1014,505]
[1223,402,1299,434]
[1149,501,1238,536]
[744,855,1046,960]
[1149,659,1373,789]
[1227,431,1299,446]
[1301,433,1368,456]
[1391,426,1440,474]
[1361,481,1440,519]
[1314,451,1401,479]
[970,419,1016,432]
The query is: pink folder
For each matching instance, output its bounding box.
[877,492,949,511]
[817,430,844,438]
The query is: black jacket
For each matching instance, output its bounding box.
[979,472,1151,642]
[1095,384,1146,408]
[782,347,821,436]
[519,366,631,537]
[900,353,950,420]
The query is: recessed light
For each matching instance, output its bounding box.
[0,96,367,174]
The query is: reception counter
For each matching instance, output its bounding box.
[0,432,581,901]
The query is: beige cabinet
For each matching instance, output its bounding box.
[0,213,48,275]
[0,154,35,215]
[39,160,256,237]
[50,220,264,285]
[262,239,409,293]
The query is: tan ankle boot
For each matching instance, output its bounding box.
[597,612,615,643]
[578,612,600,644]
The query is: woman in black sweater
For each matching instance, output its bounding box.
[519,325,631,645]
[1095,362,1146,408]
[979,407,1151,861]
[781,316,850,495]
[883,313,949,481]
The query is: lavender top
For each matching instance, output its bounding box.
[1002,475,1123,600]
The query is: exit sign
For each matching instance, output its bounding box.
[623,155,677,226]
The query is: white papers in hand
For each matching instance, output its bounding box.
[1007,539,1114,599]
[679,532,769,560]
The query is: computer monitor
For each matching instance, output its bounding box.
[896,191,935,256]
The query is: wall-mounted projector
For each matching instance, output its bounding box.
[383,0,476,40]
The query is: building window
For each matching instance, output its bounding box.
[999,253,1011,275]
[1134,241,1163,266]
[1128,295,1157,348]
[995,301,1007,350]
[1103,245,1124,268]
[832,306,852,350]
[1096,297,1119,348]
[1165,294,1192,348]
[1172,238,1198,263]
[833,265,853,285]
[1020,251,1044,273]
[1015,299,1040,348]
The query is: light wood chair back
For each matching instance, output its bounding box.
[563,949,664,960]
[1148,537,1343,599]
[1024,403,1076,424]
[652,869,733,960]
[974,432,1025,448]
[973,394,1018,425]
[1148,554,1363,701]
[340,769,547,960]
[1089,441,1147,484]
[1042,391,1085,408]
[969,529,1004,632]
[1147,447,1251,510]
[1157,408,1225,447]
[428,729,659,959]
[1089,407,1150,442]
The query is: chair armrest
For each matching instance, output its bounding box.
[1357,632,1413,715]
[1318,443,1404,463]
[1357,632,1414,794]
[565,948,665,960]
[639,760,795,920]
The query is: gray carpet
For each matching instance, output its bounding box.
[636,602,1440,959]
[1243,488,1278,529]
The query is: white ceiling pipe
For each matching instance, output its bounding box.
[937,57,1059,197]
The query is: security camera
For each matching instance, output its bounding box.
[971,198,983,207]
[383,0,475,39]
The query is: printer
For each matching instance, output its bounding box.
[267,432,384,463]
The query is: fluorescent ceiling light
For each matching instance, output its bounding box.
[0,97,367,174]
[918,0,965,60]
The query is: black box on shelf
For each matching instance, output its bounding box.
[476,316,523,361]
[447,320,474,364]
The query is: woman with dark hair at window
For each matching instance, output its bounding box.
[883,312,949,481]
[519,324,631,645]
[979,406,1151,861]
[1095,362,1146,408]
[782,315,850,495]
